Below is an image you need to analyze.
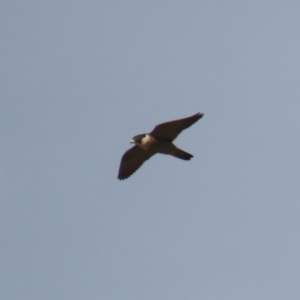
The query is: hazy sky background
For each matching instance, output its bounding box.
[1,1,300,299]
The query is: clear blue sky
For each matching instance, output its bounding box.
[1,2,300,299]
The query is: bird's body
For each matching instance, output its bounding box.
[133,134,193,159]
[118,112,204,180]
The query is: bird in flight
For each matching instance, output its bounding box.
[118,112,204,180]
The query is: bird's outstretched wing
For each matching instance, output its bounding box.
[150,112,204,141]
[118,146,155,180]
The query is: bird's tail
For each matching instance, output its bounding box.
[171,148,193,160]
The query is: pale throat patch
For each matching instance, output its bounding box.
[139,134,152,150]
[141,134,151,144]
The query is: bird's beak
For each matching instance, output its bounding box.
[130,139,135,143]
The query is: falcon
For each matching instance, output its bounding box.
[118,112,204,180]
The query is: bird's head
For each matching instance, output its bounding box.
[130,134,146,145]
